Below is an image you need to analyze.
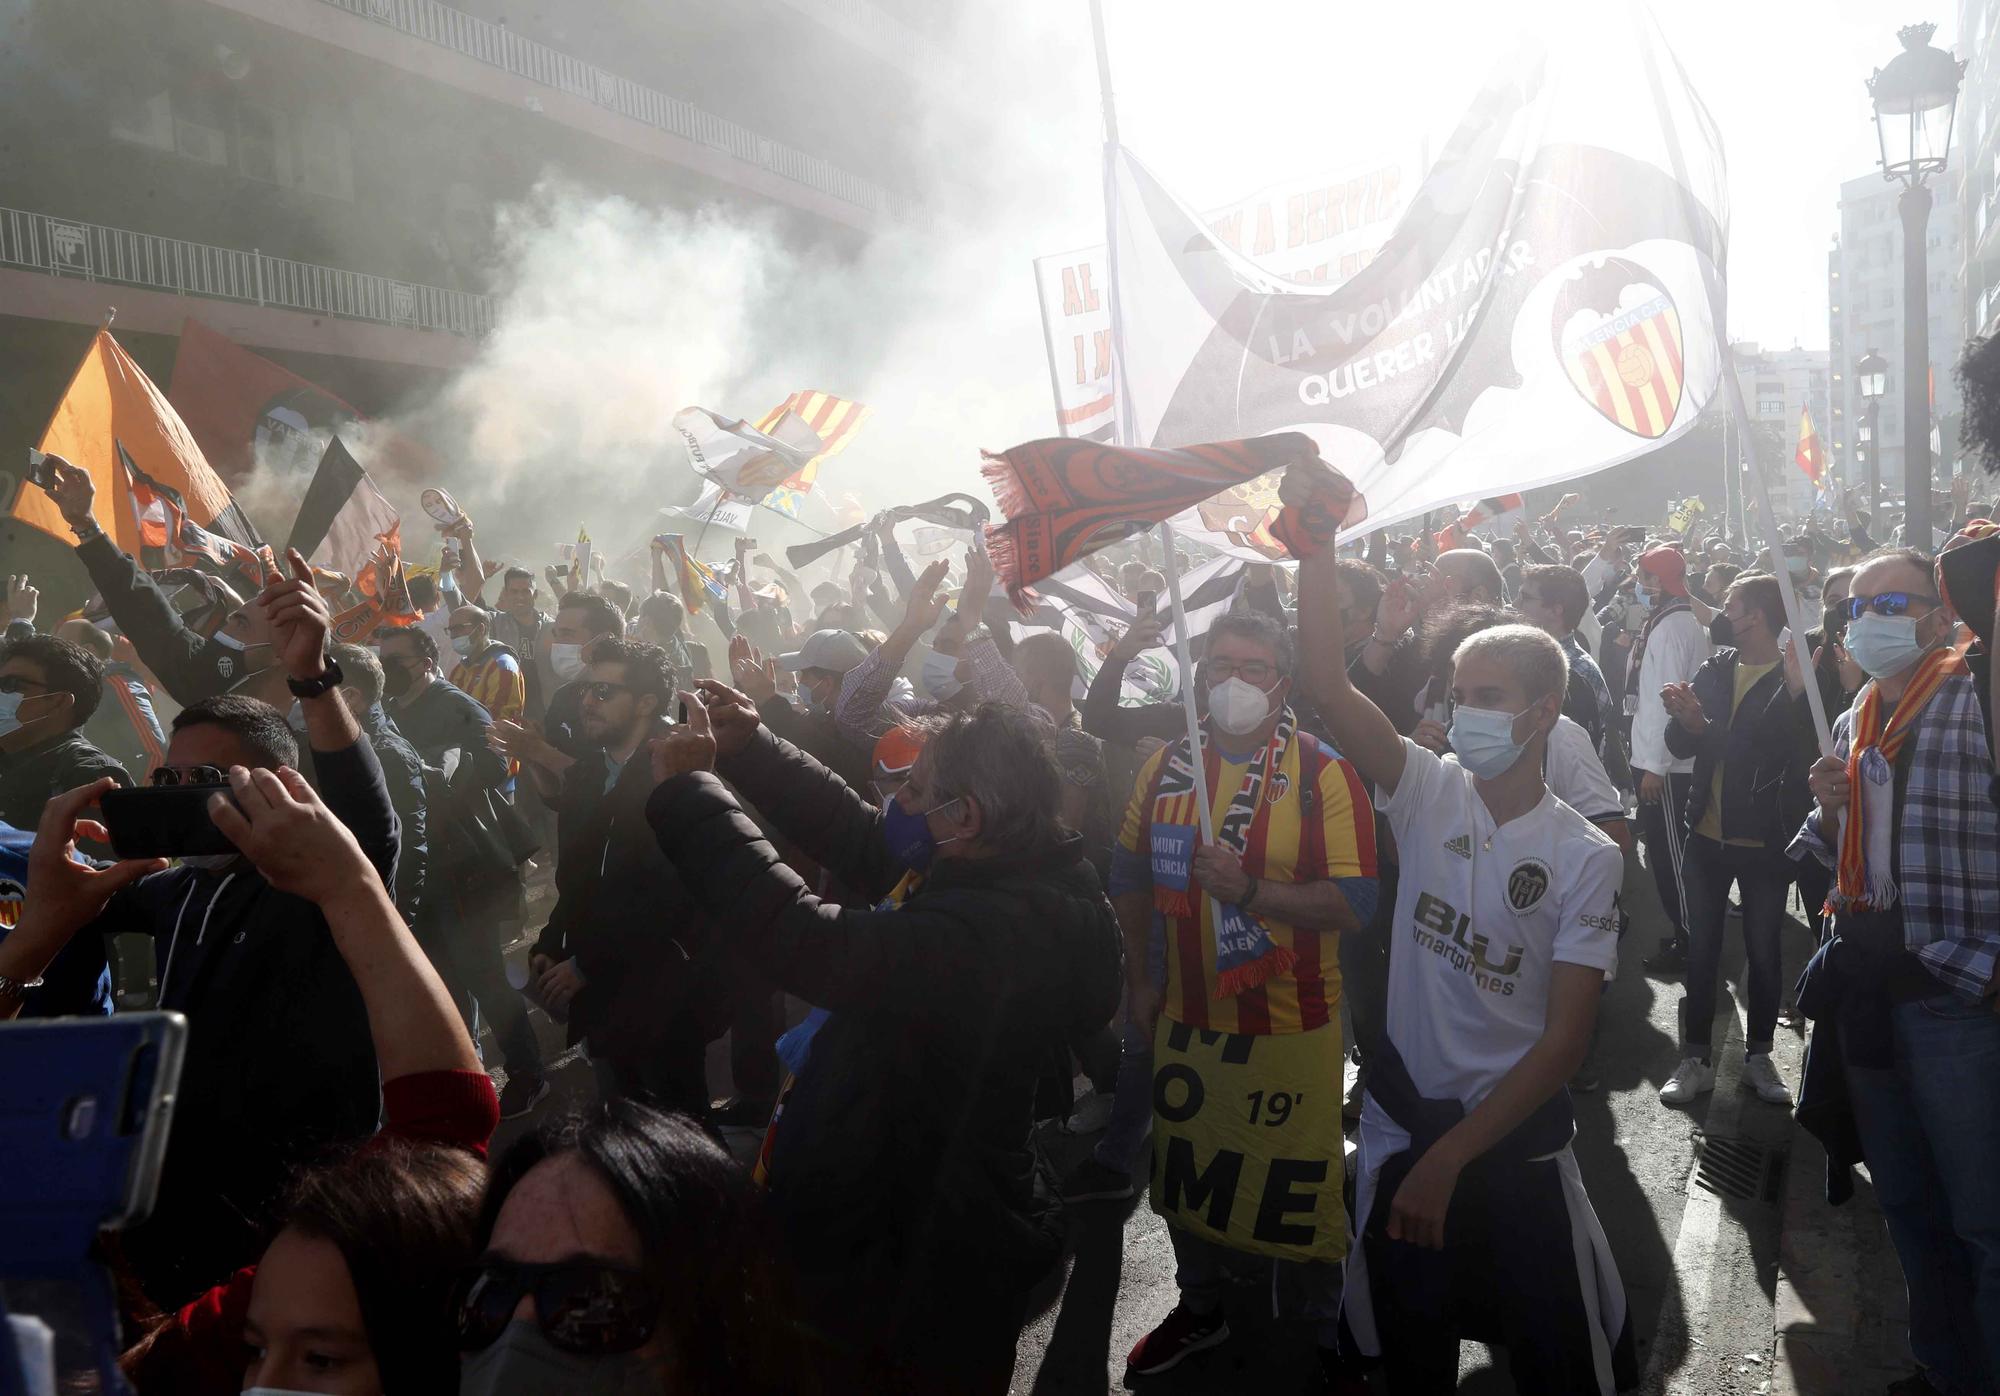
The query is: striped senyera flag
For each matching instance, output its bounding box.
[753,391,873,495]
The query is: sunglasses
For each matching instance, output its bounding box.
[1838,591,1939,621]
[150,765,229,787]
[578,680,632,702]
[454,1258,660,1355]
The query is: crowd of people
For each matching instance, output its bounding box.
[3,345,1999,1394]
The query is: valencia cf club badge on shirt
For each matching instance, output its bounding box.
[1506,859,1552,913]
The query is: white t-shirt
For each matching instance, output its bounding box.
[1376,738,1623,1110]
[1544,715,1621,824]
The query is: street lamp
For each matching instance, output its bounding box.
[1869,22,1965,546]
[1857,349,1887,513]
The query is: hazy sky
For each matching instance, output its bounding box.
[1073,0,1949,355]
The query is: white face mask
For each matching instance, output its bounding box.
[452,633,477,660]
[922,650,964,700]
[550,642,586,681]
[1207,676,1273,736]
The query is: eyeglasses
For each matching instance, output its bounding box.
[150,765,228,787]
[0,675,50,696]
[579,680,632,702]
[454,1258,661,1355]
[1200,659,1276,685]
[1838,591,1939,621]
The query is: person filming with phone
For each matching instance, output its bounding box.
[0,547,401,1310]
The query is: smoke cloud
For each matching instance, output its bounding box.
[364,3,1100,583]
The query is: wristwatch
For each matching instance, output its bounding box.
[286,654,345,699]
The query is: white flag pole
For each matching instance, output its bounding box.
[1089,0,1219,858]
[1722,371,1835,756]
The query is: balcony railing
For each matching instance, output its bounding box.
[321,0,912,220]
[0,205,496,338]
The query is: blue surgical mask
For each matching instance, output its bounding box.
[1449,703,1531,780]
[0,690,23,738]
[1633,587,1655,612]
[1842,612,1928,679]
[881,794,963,870]
[922,650,964,701]
[452,633,476,660]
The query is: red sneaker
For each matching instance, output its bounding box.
[1125,1303,1230,1377]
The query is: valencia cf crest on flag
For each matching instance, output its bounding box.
[1553,258,1685,440]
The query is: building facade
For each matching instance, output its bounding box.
[1730,341,1831,518]
[1826,153,1964,500]
[0,0,955,454]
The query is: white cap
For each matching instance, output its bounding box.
[777,629,871,674]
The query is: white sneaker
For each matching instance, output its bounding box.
[1659,1056,1716,1105]
[1742,1052,1793,1106]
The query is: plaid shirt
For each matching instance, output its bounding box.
[1789,671,2000,999]
[835,635,1029,751]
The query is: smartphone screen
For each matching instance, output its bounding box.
[99,785,237,859]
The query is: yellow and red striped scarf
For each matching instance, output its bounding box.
[1836,644,1964,909]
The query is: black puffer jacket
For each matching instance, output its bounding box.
[1664,646,1818,854]
[645,727,1121,1362]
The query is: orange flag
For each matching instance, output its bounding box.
[1795,406,1826,485]
[10,330,260,556]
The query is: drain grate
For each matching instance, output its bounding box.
[1693,1133,1787,1203]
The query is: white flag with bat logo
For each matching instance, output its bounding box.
[1106,6,1729,536]
[666,406,824,498]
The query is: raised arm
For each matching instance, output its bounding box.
[1291,469,1408,795]
[38,456,245,704]
[207,765,478,1079]
[448,516,488,604]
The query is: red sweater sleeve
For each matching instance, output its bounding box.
[123,1266,256,1394]
[376,1069,500,1157]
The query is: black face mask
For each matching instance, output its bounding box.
[1708,615,1735,647]
[381,661,415,699]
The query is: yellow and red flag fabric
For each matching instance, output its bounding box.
[11,330,263,557]
[980,432,1365,602]
[753,390,871,506]
[652,534,727,614]
[1795,406,1826,486]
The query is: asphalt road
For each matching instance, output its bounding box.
[1010,842,1816,1395]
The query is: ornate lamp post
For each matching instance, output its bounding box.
[1868,22,1965,545]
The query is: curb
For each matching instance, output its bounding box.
[1769,1107,1912,1394]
